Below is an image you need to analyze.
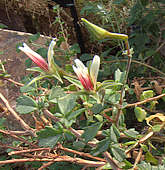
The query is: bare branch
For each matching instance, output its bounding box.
[0,92,36,137]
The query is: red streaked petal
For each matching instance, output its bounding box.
[26,52,49,72]
[19,43,49,72]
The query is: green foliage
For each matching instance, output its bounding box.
[0,23,8,29]
[128,0,165,72]
[16,95,38,114]
[134,106,147,122]
[123,128,139,138]
[81,122,102,142]
[37,126,63,147]
[28,32,40,43]
[58,94,77,115]
[111,144,126,161]
[1,1,165,169]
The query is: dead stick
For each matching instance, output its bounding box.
[103,93,165,114]
[58,144,106,162]
[133,148,143,169]
[126,93,165,107]
[125,131,154,154]
[0,156,105,167]
[44,109,118,167]
[4,78,24,86]
[0,129,37,147]
[38,161,54,170]
[10,130,34,136]
[0,92,36,137]
[8,148,50,156]
[103,151,122,170]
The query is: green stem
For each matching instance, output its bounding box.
[115,40,132,125]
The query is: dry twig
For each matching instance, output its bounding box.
[0,92,36,137]
[0,156,106,167]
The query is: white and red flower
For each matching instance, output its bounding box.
[73,55,100,91]
[19,43,49,72]
[19,39,58,73]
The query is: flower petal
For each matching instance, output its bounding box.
[73,65,89,90]
[90,55,100,89]
[19,43,48,72]
[73,61,93,91]
[48,38,56,68]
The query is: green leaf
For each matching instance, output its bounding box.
[64,76,83,89]
[111,144,126,161]
[37,126,63,148]
[67,108,86,120]
[122,160,133,169]
[113,0,126,4]
[80,53,93,61]
[134,107,147,122]
[101,163,112,169]
[25,58,32,68]
[16,95,38,114]
[145,151,158,165]
[0,23,8,29]
[94,114,103,122]
[140,90,154,101]
[58,94,77,115]
[61,119,75,128]
[20,85,35,93]
[152,125,162,132]
[81,122,102,143]
[70,43,81,53]
[161,89,165,102]
[27,75,51,86]
[108,92,121,104]
[123,128,139,138]
[49,86,66,103]
[109,124,120,143]
[91,104,103,114]
[37,126,62,139]
[36,48,47,59]
[73,141,86,151]
[115,69,126,83]
[137,161,152,170]
[27,67,45,73]
[92,138,110,156]
[28,32,40,42]
[38,135,61,148]
[98,80,122,90]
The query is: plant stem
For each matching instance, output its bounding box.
[115,40,132,125]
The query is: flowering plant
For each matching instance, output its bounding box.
[19,39,63,84]
[72,55,100,91]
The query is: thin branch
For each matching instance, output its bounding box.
[103,151,122,170]
[3,78,24,86]
[0,156,106,167]
[103,93,165,114]
[58,144,106,162]
[0,129,37,147]
[133,148,143,169]
[44,109,97,147]
[9,130,35,136]
[115,40,132,125]
[38,161,54,170]
[8,148,50,156]
[0,92,36,137]
[125,131,154,154]
[0,142,22,151]
[125,93,165,108]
